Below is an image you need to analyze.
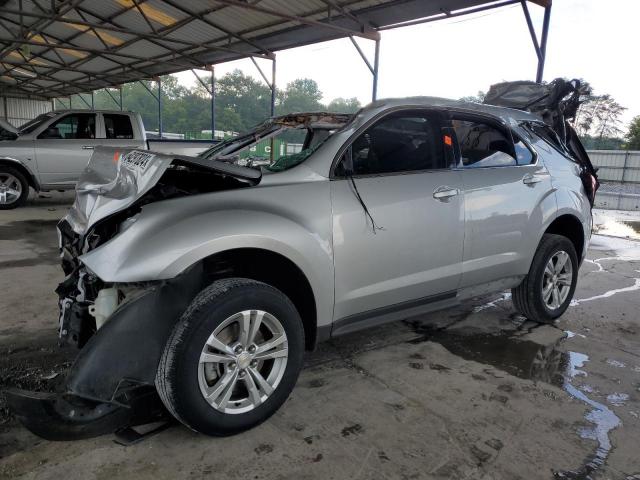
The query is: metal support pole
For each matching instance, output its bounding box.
[91,91,95,110]
[157,78,163,138]
[521,1,542,62]
[270,56,276,117]
[119,87,123,111]
[270,56,276,162]
[372,38,380,101]
[211,66,216,139]
[77,93,92,109]
[536,4,552,83]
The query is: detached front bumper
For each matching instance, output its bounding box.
[7,264,203,441]
[6,389,145,441]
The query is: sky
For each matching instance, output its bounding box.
[176,0,638,128]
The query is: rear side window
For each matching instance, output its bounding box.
[452,119,517,168]
[104,114,134,139]
[514,138,534,165]
[337,112,445,176]
[39,113,96,139]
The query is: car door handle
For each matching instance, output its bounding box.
[522,173,542,185]
[81,145,95,150]
[433,186,460,201]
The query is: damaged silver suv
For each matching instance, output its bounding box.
[8,80,599,440]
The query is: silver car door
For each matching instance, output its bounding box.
[96,113,146,150]
[331,110,464,328]
[451,115,555,290]
[34,112,99,186]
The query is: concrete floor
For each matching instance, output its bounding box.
[1,193,639,480]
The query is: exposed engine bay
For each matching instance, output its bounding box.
[53,113,352,350]
[55,153,259,348]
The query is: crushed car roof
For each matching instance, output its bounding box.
[365,96,543,125]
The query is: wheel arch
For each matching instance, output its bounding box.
[199,248,318,351]
[0,158,39,190]
[543,214,585,261]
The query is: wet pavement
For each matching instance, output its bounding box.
[1,194,639,479]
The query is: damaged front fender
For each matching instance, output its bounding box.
[66,264,203,402]
[8,265,203,440]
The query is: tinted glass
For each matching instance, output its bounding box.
[452,119,516,168]
[342,114,444,175]
[19,112,57,134]
[514,138,534,165]
[39,114,96,139]
[529,123,567,154]
[104,114,134,139]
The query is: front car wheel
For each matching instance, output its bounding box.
[0,167,29,209]
[156,278,304,436]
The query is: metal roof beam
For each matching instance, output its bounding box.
[377,0,521,30]
[0,6,270,58]
[318,0,362,26]
[212,0,380,41]
[159,0,273,57]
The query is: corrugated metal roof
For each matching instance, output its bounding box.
[0,0,524,98]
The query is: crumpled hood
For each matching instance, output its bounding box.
[63,146,261,235]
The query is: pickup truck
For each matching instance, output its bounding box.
[0,110,215,209]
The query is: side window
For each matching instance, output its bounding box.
[514,138,534,165]
[452,119,516,168]
[337,113,445,176]
[103,114,134,139]
[39,114,96,140]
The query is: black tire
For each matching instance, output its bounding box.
[156,278,305,436]
[512,234,578,324]
[0,167,29,210]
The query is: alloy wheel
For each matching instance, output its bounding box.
[198,310,288,414]
[0,173,22,205]
[542,250,573,310]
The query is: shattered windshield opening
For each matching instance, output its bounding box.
[198,113,352,172]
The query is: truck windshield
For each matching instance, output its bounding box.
[198,112,352,172]
[19,112,58,134]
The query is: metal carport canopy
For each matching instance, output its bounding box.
[0,0,552,100]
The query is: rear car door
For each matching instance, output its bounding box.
[96,113,146,150]
[34,112,99,186]
[330,109,464,332]
[450,113,554,290]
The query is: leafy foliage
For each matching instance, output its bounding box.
[571,81,627,148]
[624,116,640,150]
[63,70,361,137]
[459,91,486,103]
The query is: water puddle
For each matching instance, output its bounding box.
[592,210,640,240]
[406,324,621,479]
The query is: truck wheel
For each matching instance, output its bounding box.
[156,278,305,436]
[0,167,29,209]
[512,234,578,324]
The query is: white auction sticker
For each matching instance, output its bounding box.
[121,150,155,171]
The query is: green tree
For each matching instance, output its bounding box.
[215,69,272,131]
[624,116,640,150]
[278,78,323,114]
[60,71,368,137]
[460,91,485,103]
[327,97,361,113]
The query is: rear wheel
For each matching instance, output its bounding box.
[0,167,29,209]
[156,278,304,436]
[512,234,578,323]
